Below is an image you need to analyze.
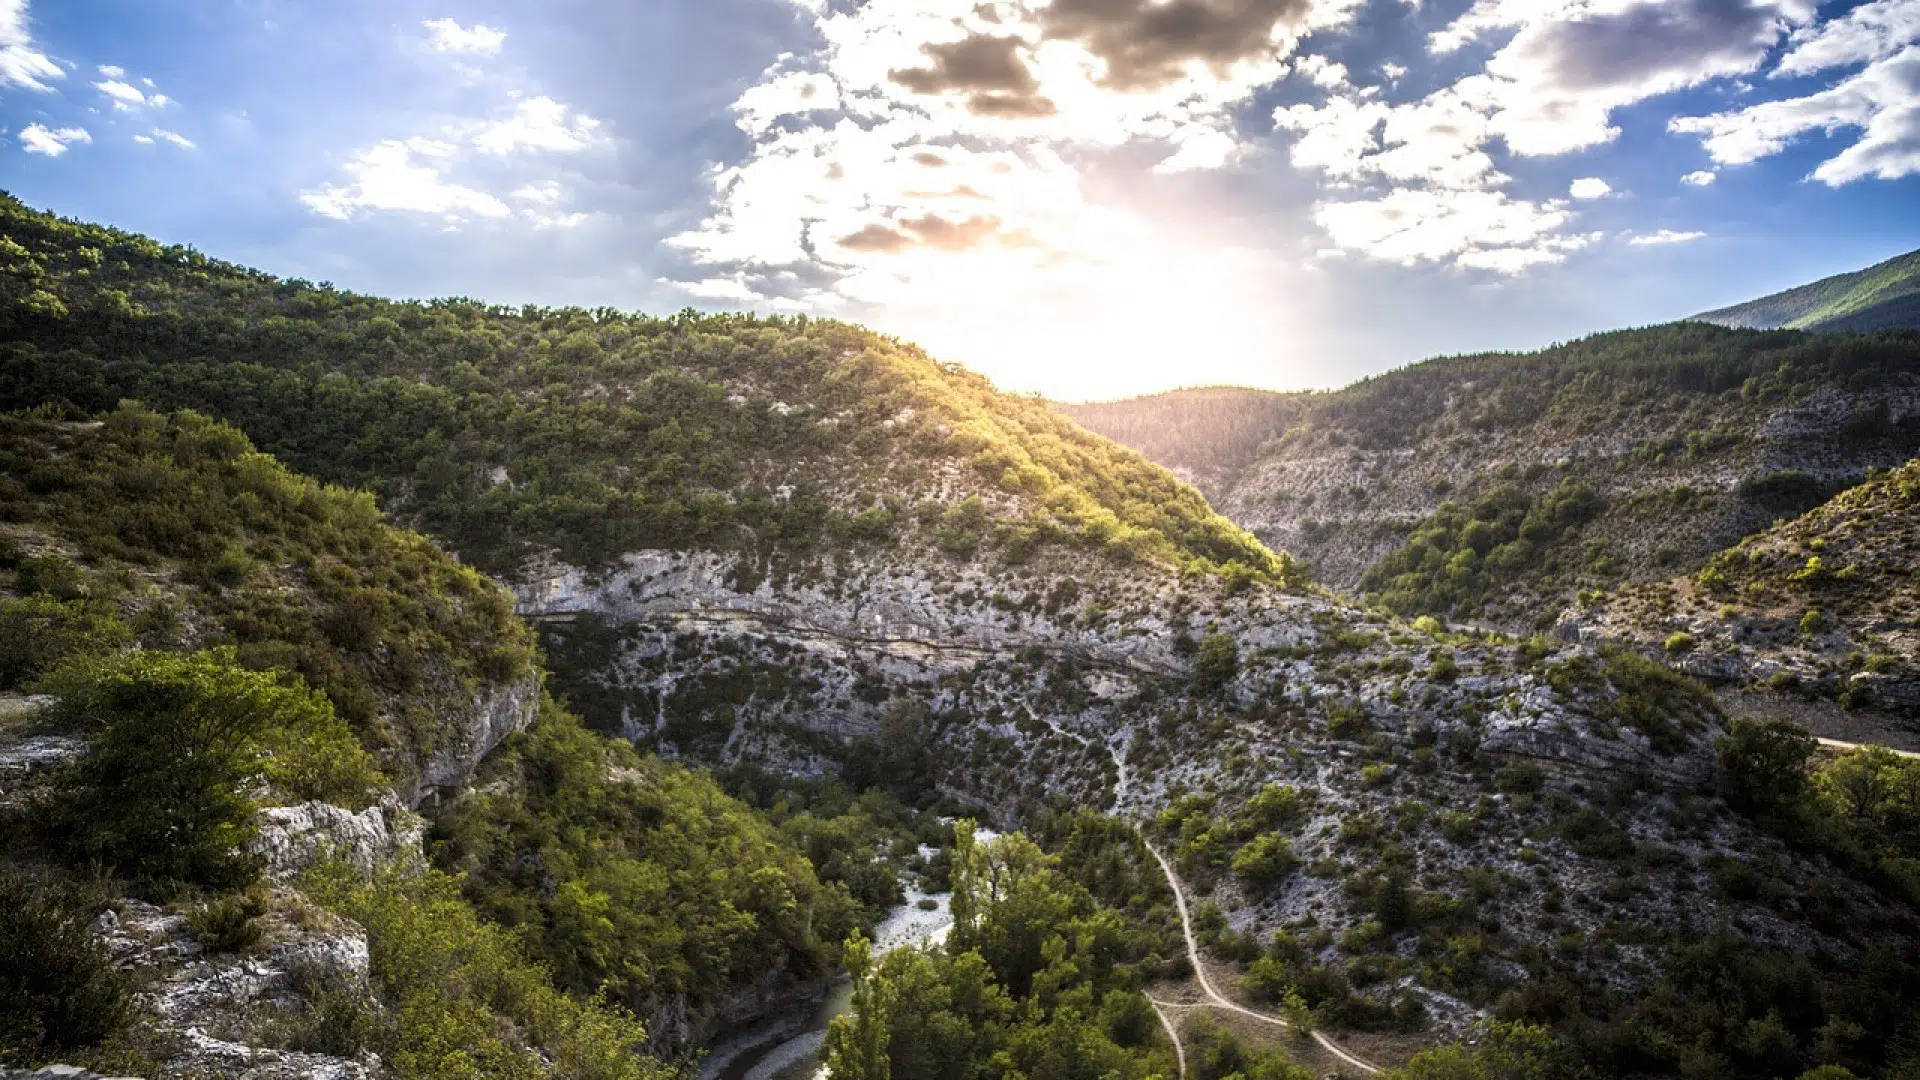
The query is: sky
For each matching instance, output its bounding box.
[1,0,1917,401]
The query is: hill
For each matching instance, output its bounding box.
[1575,458,1920,740]
[0,194,1278,585]
[0,407,926,1075]
[1057,386,1304,494]
[1069,324,1920,629]
[4,198,1920,1078]
[1695,247,1920,333]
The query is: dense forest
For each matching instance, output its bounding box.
[0,194,1284,583]
[0,409,916,1077]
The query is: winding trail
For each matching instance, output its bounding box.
[1142,839,1381,1076]
[1817,737,1920,760]
[1145,996,1188,1079]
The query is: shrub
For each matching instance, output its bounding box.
[1664,632,1696,654]
[44,648,379,890]
[0,873,131,1066]
[1717,716,1816,817]
[1232,834,1299,890]
[188,891,269,954]
[1191,634,1241,697]
[0,595,130,692]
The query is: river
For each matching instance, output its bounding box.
[699,844,985,1080]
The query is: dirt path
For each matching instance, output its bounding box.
[1142,838,1381,1075]
[1146,996,1188,1079]
[1817,736,1920,760]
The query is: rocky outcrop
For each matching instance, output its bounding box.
[405,675,541,806]
[249,798,424,880]
[90,898,380,1080]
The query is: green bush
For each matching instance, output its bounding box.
[188,891,268,954]
[43,648,379,890]
[1664,631,1696,654]
[1191,633,1240,696]
[0,873,131,1067]
[1231,833,1299,889]
[0,596,130,692]
[1717,716,1817,817]
[305,860,662,1080]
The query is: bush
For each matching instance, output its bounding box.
[1232,834,1299,890]
[188,891,269,953]
[1664,632,1696,654]
[0,873,131,1066]
[1717,716,1816,817]
[44,648,379,890]
[1191,634,1241,697]
[0,596,130,692]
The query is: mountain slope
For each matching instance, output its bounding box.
[4,199,1920,1078]
[1058,386,1304,494]
[1069,324,1920,629]
[0,193,1279,585]
[1576,458,1920,734]
[0,408,885,1076]
[1695,247,1920,332]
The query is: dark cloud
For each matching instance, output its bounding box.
[1502,0,1792,92]
[889,34,1058,116]
[836,214,1013,254]
[839,223,915,253]
[1039,0,1313,91]
[904,214,1006,250]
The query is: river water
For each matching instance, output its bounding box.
[700,832,995,1080]
[700,887,955,1080]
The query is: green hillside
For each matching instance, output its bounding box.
[1068,323,1920,628]
[0,193,1283,583]
[1057,386,1303,489]
[1695,247,1920,332]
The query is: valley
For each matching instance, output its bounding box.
[1,196,1918,1080]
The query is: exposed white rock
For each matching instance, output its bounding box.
[250,798,423,880]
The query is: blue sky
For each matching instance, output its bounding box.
[2,0,1917,399]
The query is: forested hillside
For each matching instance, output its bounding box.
[0,408,909,1076]
[1058,387,1303,493]
[5,198,1920,1080]
[0,194,1280,583]
[1070,324,1920,629]
[1696,247,1920,333]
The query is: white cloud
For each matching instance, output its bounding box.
[423,18,506,57]
[734,70,842,136]
[472,96,603,154]
[0,0,60,91]
[1672,46,1920,184]
[93,67,171,111]
[1312,187,1593,272]
[1568,176,1611,199]
[1630,228,1705,245]
[19,122,89,156]
[1774,0,1920,76]
[301,139,512,222]
[1681,169,1716,186]
[136,128,195,149]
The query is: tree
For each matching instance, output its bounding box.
[45,648,374,889]
[0,874,130,1066]
[1717,716,1817,817]
[1232,834,1298,891]
[823,935,891,1080]
[1191,633,1240,697]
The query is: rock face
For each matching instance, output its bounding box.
[91,897,380,1080]
[249,798,425,880]
[1063,333,1920,629]
[405,674,542,806]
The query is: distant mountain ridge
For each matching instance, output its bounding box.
[1695,247,1920,332]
